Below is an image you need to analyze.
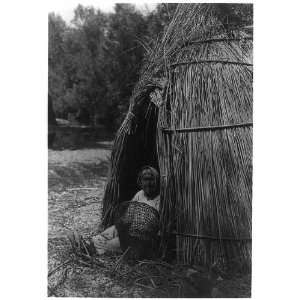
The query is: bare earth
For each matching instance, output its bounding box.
[48,146,251,297]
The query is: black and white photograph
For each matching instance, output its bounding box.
[4,1,300,299]
[47,2,253,297]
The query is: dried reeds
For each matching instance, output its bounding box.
[103,3,252,270]
[157,4,252,268]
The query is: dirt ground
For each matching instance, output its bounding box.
[48,146,251,297]
[48,146,149,297]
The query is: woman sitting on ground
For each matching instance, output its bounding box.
[68,166,160,256]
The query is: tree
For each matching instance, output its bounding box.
[214,4,253,27]
[48,13,67,118]
[49,3,252,130]
[146,3,178,40]
[48,94,57,125]
[100,4,149,127]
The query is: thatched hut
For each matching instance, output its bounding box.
[102,4,252,270]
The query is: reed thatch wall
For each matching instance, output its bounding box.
[102,4,252,270]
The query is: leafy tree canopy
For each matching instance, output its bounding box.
[49,3,252,129]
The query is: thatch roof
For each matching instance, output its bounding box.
[102,4,252,270]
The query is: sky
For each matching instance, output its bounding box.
[48,0,158,23]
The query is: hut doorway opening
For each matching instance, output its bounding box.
[102,97,160,226]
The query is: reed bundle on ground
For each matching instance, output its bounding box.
[102,3,252,271]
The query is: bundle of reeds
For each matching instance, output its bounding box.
[157,4,252,269]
